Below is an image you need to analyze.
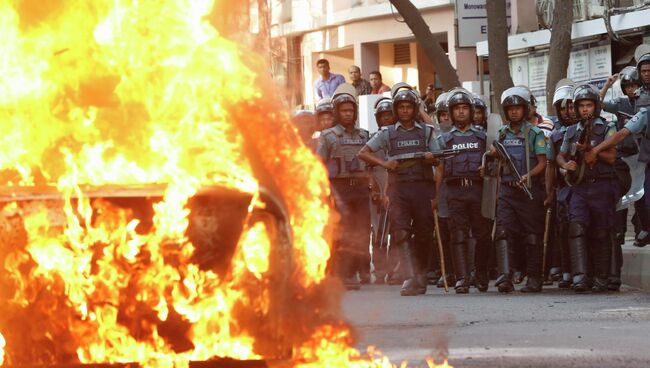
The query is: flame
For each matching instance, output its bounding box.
[0,333,4,366]
[0,1,451,367]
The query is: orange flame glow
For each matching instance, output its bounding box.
[0,1,451,367]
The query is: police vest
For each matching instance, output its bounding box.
[322,125,369,178]
[387,123,434,182]
[564,118,616,180]
[498,127,539,183]
[443,129,485,180]
[635,88,650,163]
[615,97,637,157]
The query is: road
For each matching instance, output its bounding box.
[343,282,650,367]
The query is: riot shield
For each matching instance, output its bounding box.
[617,153,645,211]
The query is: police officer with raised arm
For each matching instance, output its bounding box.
[556,84,618,293]
[317,84,371,290]
[585,44,650,248]
[358,83,441,296]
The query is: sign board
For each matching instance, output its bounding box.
[456,0,511,48]
[589,44,612,80]
[511,55,529,86]
[568,47,590,82]
[528,53,548,90]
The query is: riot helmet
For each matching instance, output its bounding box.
[552,85,574,122]
[315,98,333,115]
[635,44,650,87]
[331,83,359,123]
[374,97,394,127]
[500,86,531,120]
[472,93,487,111]
[374,97,393,116]
[619,66,640,91]
[572,83,601,118]
[446,88,475,125]
[391,83,420,121]
[435,92,449,112]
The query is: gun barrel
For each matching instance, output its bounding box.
[618,110,634,119]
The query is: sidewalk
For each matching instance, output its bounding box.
[622,239,650,290]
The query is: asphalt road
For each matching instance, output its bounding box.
[343,282,650,368]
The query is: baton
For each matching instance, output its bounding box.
[433,209,449,292]
[542,208,552,282]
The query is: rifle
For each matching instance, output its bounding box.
[493,141,534,200]
[618,110,634,119]
[390,148,461,162]
[564,118,593,187]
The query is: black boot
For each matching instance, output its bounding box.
[467,237,477,287]
[591,229,612,293]
[451,230,470,294]
[494,228,514,293]
[394,230,425,296]
[608,232,623,291]
[558,222,572,289]
[521,234,543,293]
[568,223,589,293]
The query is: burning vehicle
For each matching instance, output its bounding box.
[0,1,451,367]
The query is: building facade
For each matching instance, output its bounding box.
[270,0,480,106]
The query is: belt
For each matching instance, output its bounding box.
[330,177,369,186]
[446,178,482,187]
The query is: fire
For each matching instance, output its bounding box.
[0,1,451,367]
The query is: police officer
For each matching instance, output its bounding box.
[369,97,396,284]
[432,91,455,287]
[556,84,618,293]
[545,81,577,289]
[315,98,335,131]
[585,45,650,244]
[435,92,453,133]
[358,83,441,296]
[317,84,371,290]
[600,66,641,290]
[486,86,548,293]
[438,88,490,293]
[472,93,488,131]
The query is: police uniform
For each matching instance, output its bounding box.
[560,110,618,292]
[603,93,636,290]
[366,120,440,295]
[318,122,371,290]
[549,122,574,287]
[545,82,577,288]
[368,99,393,283]
[494,120,547,292]
[441,124,490,292]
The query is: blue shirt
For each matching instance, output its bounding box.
[624,108,648,136]
[314,73,346,100]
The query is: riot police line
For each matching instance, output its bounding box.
[297,43,650,296]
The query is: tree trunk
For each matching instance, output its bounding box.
[545,0,574,116]
[389,0,460,90]
[486,0,514,115]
